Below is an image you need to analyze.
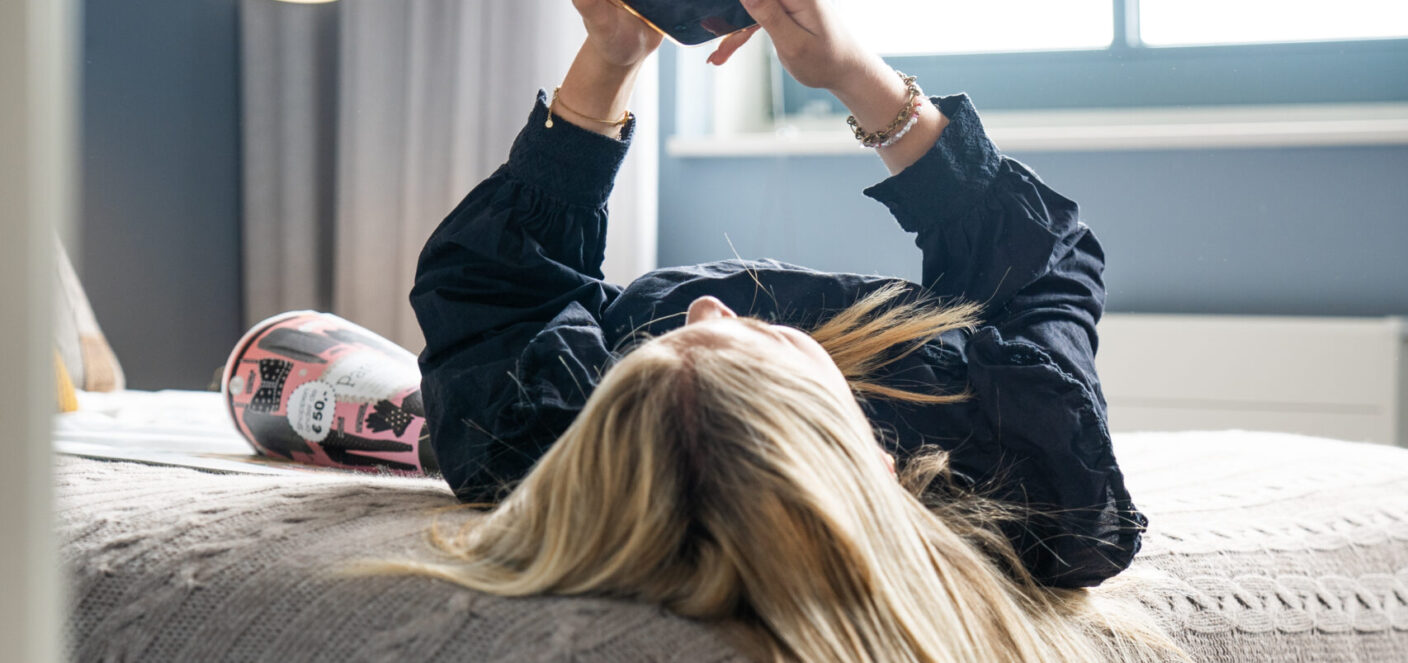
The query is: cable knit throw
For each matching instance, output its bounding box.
[59,430,1408,662]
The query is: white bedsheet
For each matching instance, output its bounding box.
[52,390,314,475]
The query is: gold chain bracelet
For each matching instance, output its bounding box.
[546,86,633,130]
[846,72,924,148]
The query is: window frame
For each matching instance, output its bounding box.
[780,0,1408,114]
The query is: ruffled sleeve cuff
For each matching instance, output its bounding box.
[505,89,636,208]
[862,94,1002,232]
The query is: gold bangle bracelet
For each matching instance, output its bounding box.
[846,71,924,148]
[546,86,633,129]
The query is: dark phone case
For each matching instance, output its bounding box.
[613,0,757,45]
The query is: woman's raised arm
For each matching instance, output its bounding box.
[410,2,661,502]
[711,0,1143,587]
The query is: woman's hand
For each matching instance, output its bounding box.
[573,0,663,70]
[711,0,948,175]
[557,0,662,137]
[709,0,879,93]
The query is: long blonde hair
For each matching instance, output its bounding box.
[382,283,1186,662]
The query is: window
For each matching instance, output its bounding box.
[778,0,1408,115]
[837,0,1408,55]
[1140,0,1408,47]
[836,0,1113,56]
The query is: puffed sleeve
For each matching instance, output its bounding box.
[410,91,627,503]
[864,94,1146,588]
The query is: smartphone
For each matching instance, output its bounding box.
[612,0,758,46]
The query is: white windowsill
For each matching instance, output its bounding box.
[666,102,1408,157]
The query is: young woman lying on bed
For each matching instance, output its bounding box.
[401,0,1186,660]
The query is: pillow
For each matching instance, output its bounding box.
[54,237,124,392]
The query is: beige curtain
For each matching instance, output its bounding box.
[241,0,658,351]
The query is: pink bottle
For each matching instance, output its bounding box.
[221,311,437,475]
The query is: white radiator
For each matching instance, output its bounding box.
[1095,314,1408,446]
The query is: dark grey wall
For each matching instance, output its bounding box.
[658,48,1408,317]
[81,0,243,389]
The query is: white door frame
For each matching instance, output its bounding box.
[0,0,73,660]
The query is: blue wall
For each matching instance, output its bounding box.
[81,0,243,389]
[657,46,1408,317]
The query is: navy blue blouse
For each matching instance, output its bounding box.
[410,90,1146,589]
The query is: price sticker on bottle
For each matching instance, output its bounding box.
[287,380,337,443]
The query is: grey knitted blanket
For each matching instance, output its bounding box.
[58,430,1408,662]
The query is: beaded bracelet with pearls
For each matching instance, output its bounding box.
[877,96,926,148]
[847,71,925,149]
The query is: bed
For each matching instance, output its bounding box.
[56,390,1408,662]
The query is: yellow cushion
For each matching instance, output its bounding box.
[55,349,78,413]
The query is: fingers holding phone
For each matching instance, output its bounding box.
[573,0,664,69]
[735,0,876,91]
